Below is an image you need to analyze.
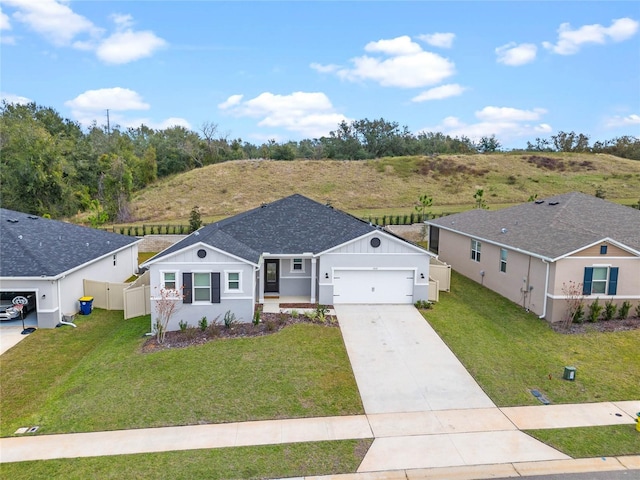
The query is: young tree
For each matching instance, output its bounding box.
[473,189,488,209]
[561,281,585,330]
[189,205,202,232]
[415,194,433,221]
[154,287,183,344]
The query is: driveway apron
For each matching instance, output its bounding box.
[336,304,495,414]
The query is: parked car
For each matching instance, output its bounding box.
[0,292,36,320]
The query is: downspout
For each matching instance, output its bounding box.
[539,259,550,319]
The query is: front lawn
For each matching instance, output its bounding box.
[423,271,640,406]
[526,426,640,458]
[0,311,363,437]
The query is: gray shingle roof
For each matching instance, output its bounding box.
[427,192,640,260]
[150,194,378,264]
[1,209,139,278]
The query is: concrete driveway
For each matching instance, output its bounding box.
[336,304,495,414]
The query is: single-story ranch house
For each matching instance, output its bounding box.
[142,194,434,331]
[0,208,140,328]
[426,192,640,323]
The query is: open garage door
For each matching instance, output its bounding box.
[333,269,414,304]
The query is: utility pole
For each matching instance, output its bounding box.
[106,109,110,136]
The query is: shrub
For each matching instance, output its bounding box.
[603,298,617,321]
[265,319,277,332]
[198,316,208,332]
[178,319,188,332]
[618,301,632,320]
[414,300,432,310]
[572,303,584,323]
[315,304,329,322]
[253,307,261,326]
[290,309,299,318]
[636,303,640,318]
[223,310,237,329]
[206,317,221,337]
[587,299,603,323]
[277,311,288,326]
[183,326,198,340]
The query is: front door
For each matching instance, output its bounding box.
[264,259,279,293]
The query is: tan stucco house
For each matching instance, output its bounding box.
[426,192,640,323]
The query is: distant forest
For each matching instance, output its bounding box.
[1,101,639,221]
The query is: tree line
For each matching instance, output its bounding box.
[1,101,638,221]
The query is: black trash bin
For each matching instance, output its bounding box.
[79,296,94,315]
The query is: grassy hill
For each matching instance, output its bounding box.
[128,152,640,223]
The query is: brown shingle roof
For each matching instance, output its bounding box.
[427,192,640,260]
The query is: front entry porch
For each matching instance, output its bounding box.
[261,295,314,313]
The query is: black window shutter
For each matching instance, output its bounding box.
[183,273,192,303]
[582,267,593,295]
[608,267,619,295]
[211,272,221,303]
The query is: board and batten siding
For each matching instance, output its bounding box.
[317,232,430,305]
[148,245,255,331]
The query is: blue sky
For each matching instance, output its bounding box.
[1,1,639,148]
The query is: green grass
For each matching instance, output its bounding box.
[0,311,363,437]
[526,425,640,458]
[0,439,372,480]
[423,271,640,407]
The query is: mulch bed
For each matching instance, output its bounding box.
[551,316,640,334]
[141,309,337,352]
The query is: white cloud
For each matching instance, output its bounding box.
[96,29,167,64]
[495,42,537,66]
[412,84,466,102]
[2,0,166,64]
[1,92,32,104]
[604,113,640,128]
[65,87,150,112]
[3,0,101,46]
[219,91,349,138]
[318,35,455,89]
[64,87,187,130]
[476,106,547,122]
[364,35,423,55]
[310,62,340,73]
[417,32,455,48]
[218,94,244,110]
[543,17,639,55]
[422,106,551,142]
[1,8,11,30]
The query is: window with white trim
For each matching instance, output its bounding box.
[226,271,241,291]
[583,266,618,295]
[471,239,481,262]
[499,248,507,273]
[291,258,304,273]
[193,272,211,301]
[162,271,177,290]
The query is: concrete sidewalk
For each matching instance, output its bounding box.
[2,402,637,464]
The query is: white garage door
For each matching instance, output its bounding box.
[333,270,414,304]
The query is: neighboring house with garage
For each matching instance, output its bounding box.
[426,192,640,323]
[0,208,140,328]
[142,194,434,332]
